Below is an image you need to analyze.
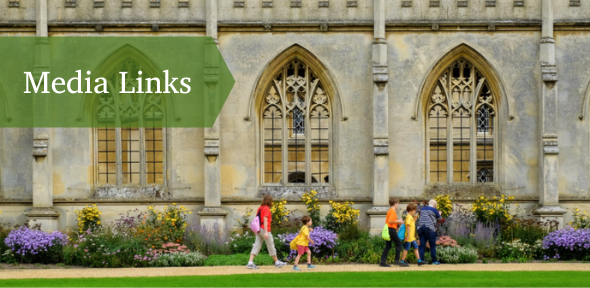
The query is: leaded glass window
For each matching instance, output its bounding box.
[96,59,166,186]
[427,59,496,183]
[262,59,331,185]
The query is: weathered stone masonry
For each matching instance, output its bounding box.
[1,0,590,232]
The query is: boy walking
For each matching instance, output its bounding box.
[293,216,316,271]
[400,203,422,266]
[380,198,405,267]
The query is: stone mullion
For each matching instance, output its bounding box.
[305,66,312,185]
[115,127,123,185]
[493,115,499,182]
[447,109,454,183]
[469,67,477,184]
[281,66,288,186]
[446,70,454,184]
[470,103,477,185]
[162,127,168,187]
[139,117,147,187]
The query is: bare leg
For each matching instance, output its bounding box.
[272,255,278,262]
[401,250,408,261]
[294,254,302,266]
[306,250,312,264]
[249,254,256,262]
[414,249,420,260]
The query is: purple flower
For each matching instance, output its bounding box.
[543,227,590,260]
[4,227,68,257]
[278,226,338,259]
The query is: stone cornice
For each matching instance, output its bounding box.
[5,196,590,205]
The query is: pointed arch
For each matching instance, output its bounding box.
[418,44,507,184]
[246,44,346,122]
[77,44,178,124]
[250,44,342,187]
[84,44,170,187]
[413,44,511,121]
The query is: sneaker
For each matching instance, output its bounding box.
[275,260,286,268]
[392,260,401,266]
[399,261,410,267]
[379,263,391,267]
[417,261,427,266]
[247,262,259,269]
[293,266,301,271]
[307,264,316,269]
[432,261,440,265]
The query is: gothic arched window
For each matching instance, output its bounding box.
[261,59,331,185]
[96,59,166,185]
[427,58,496,183]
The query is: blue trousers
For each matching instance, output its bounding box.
[417,226,437,263]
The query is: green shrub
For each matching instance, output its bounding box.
[229,231,256,254]
[419,246,478,264]
[498,239,543,260]
[337,224,364,241]
[501,218,556,246]
[0,225,16,263]
[184,221,232,256]
[64,226,148,268]
[335,231,387,264]
[204,253,274,266]
[151,251,207,267]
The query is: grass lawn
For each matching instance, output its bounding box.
[1,271,588,287]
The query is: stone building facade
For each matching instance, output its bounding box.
[1,0,590,233]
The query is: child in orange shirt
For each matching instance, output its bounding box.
[380,198,405,267]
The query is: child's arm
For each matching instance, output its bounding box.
[307,234,314,245]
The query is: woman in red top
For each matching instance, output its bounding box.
[247,195,286,269]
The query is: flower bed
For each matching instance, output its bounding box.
[4,226,67,264]
[543,227,590,261]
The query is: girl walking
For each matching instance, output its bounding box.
[247,195,287,269]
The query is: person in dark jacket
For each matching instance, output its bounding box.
[417,199,442,265]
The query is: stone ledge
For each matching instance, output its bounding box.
[533,205,567,216]
[197,207,228,217]
[366,206,389,215]
[24,207,60,218]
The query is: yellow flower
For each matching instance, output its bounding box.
[173,203,176,205]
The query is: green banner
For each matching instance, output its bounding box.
[0,37,234,128]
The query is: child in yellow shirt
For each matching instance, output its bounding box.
[400,203,422,266]
[293,215,315,271]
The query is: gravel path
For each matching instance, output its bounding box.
[1,263,590,279]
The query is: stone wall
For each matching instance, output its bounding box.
[0,0,589,231]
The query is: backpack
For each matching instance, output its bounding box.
[381,224,390,241]
[250,208,262,234]
[397,223,406,241]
